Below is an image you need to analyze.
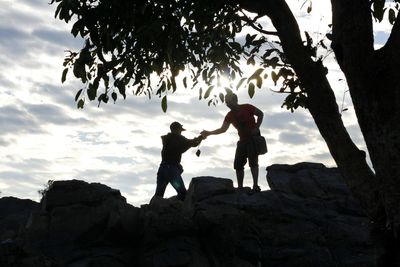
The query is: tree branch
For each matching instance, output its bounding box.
[379,12,400,64]
[239,11,278,36]
[330,0,374,80]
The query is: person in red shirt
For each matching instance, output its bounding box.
[201,93,264,192]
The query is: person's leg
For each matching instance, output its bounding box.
[170,165,187,201]
[247,141,260,190]
[236,169,244,188]
[234,141,247,188]
[154,165,169,197]
[250,166,259,189]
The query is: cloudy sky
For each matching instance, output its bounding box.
[0,0,391,206]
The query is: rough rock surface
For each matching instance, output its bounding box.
[0,197,39,241]
[0,163,380,266]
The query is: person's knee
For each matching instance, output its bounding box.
[234,158,246,170]
[248,156,259,168]
[234,164,245,171]
[249,163,259,168]
[177,190,186,201]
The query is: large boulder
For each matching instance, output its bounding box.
[266,162,366,217]
[267,162,351,197]
[24,180,142,266]
[0,197,39,241]
[184,176,234,211]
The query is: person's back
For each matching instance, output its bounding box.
[154,122,203,201]
[161,132,193,165]
[225,103,258,141]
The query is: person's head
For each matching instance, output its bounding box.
[225,93,238,109]
[170,121,186,134]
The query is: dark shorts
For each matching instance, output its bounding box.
[155,163,187,200]
[234,139,259,170]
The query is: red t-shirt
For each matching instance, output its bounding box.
[224,104,257,141]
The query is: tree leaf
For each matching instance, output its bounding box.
[77,99,84,109]
[202,68,208,82]
[271,71,279,85]
[247,56,256,65]
[278,68,295,79]
[112,92,117,103]
[236,77,247,90]
[61,68,68,83]
[204,85,214,99]
[161,95,167,113]
[248,68,264,81]
[256,77,262,88]
[373,0,386,22]
[98,93,109,104]
[87,82,98,100]
[248,83,255,98]
[183,77,187,88]
[245,34,257,47]
[71,19,85,37]
[75,88,83,102]
[389,9,396,25]
[219,93,224,102]
[229,41,242,52]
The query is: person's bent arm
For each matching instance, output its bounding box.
[254,107,264,129]
[201,120,230,137]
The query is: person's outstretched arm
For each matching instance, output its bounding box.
[201,120,230,138]
[180,135,204,153]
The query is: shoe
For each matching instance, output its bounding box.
[252,185,261,192]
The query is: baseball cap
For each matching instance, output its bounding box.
[170,121,186,131]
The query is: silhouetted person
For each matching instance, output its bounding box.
[201,93,264,192]
[154,121,203,201]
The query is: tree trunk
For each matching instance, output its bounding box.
[330,1,400,264]
[236,0,383,221]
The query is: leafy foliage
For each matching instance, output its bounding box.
[51,0,310,110]
[52,0,399,112]
[38,180,54,199]
[370,0,400,23]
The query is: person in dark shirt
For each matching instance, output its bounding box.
[154,121,203,201]
[201,93,264,192]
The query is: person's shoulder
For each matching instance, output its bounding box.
[242,103,254,108]
[224,110,233,121]
[170,133,188,142]
[241,103,255,110]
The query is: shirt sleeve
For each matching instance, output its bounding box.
[224,111,232,124]
[180,136,201,153]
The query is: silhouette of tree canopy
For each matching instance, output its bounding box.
[51,0,400,258]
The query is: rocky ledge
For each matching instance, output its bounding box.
[0,162,380,267]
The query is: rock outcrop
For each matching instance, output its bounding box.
[0,197,39,241]
[0,163,380,267]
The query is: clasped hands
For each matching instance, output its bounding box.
[200,130,210,138]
